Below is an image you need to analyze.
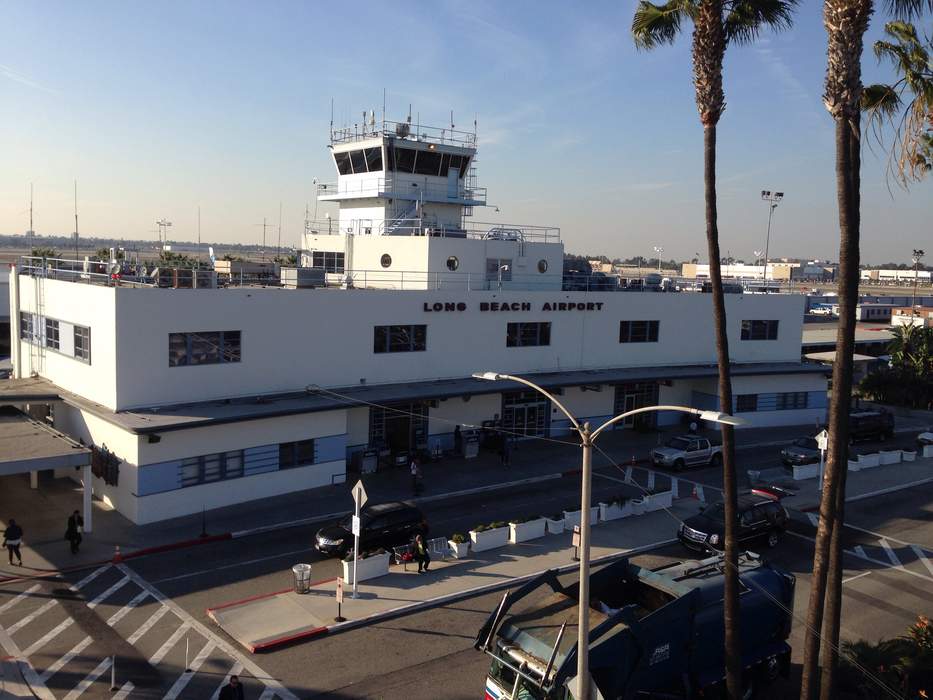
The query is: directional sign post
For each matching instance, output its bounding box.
[335,577,346,622]
[816,429,829,491]
[351,480,368,598]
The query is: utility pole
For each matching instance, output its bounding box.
[155,219,172,250]
[254,219,271,261]
[277,202,283,259]
[912,249,925,311]
[760,190,784,280]
[73,180,79,261]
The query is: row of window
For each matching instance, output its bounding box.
[736,391,810,413]
[310,251,346,273]
[169,331,241,367]
[178,439,318,488]
[333,146,471,178]
[619,320,660,343]
[20,312,91,363]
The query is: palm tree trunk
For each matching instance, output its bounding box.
[702,122,742,700]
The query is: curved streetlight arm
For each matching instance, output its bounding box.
[591,404,743,441]
[472,372,580,432]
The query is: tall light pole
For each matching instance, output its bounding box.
[472,372,743,700]
[912,249,925,310]
[653,246,664,273]
[155,218,172,250]
[753,250,763,280]
[760,190,783,280]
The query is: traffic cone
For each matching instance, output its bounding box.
[113,545,123,563]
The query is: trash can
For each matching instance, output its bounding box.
[361,448,378,474]
[292,563,312,594]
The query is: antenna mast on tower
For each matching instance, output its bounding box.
[73,180,79,261]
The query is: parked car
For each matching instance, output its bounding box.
[651,435,723,470]
[314,501,427,558]
[848,409,895,442]
[679,490,790,552]
[781,436,821,466]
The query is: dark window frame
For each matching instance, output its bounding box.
[179,449,246,487]
[506,322,551,348]
[736,394,759,412]
[44,318,60,350]
[19,312,35,341]
[740,319,780,341]
[311,251,345,273]
[168,330,242,367]
[279,439,316,470]
[619,320,660,343]
[73,324,91,362]
[373,325,427,354]
[333,151,352,175]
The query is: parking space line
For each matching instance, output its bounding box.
[210,662,244,700]
[106,589,149,626]
[117,563,299,700]
[38,636,92,684]
[163,640,215,700]
[878,539,903,568]
[258,689,276,700]
[0,624,56,700]
[112,681,134,700]
[6,599,57,634]
[0,583,40,614]
[808,513,819,528]
[844,522,930,548]
[126,605,169,645]
[911,544,933,577]
[842,571,871,584]
[62,656,112,700]
[22,617,74,657]
[788,531,933,584]
[87,576,130,609]
[71,565,111,592]
[854,545,868,559]
[148,623,190,665]
[153,548,313,584]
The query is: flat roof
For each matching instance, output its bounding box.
[0,406,90,476]
[804,351,879,363]
[802,324,894,348]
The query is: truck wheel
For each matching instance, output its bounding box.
[710,453,722,467]
[674,459,686,471]
[766,530,780,548]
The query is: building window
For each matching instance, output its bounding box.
[169,330,242,367]
[373,325,427,353]
[179,449,245,487]
[507,322,551,347]
[311,251,345,273]
[381,254,392,268]
[486,258,512,282]
[279,439,316,469]
[538,259,548,273]
[74,325,91,362]
[19,312,36,341]
[44,319,60,350]
[619,320,660,343]
[741,320,779,340]
[736,394,759,412]
[776,392,809,410]
[446,256,459,271]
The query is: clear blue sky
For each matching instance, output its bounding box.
[1,0,929,264]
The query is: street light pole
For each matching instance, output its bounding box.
[760,191,783,280]
[472,372,742,700]
[912,249,925,310]
[653,246,663,274]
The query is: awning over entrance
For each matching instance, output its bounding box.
[0,406,90,477]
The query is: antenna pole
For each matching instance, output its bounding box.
[277,201,283,259]
[73,180,79,261]
[28,183,34,250]
[262,217,267,261]
[197,206,202,268]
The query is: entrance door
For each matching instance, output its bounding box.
[622,393,638,427]
[613,382,660,430]
[502,392,549,438]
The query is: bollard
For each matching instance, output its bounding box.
[113,545,123,563]
[110,656,117,691]
[185,635,190,673]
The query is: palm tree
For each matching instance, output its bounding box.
[802,2,933,698]
[631,2,798,696]
[863,20,933,187]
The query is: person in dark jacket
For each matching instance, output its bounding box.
[453,425,463,456]
[3,519,23,566]
[65,510,84,554]
[219,675,245,700]
[412,533,430,573]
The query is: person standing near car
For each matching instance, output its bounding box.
[3,518,23,566]
[413,533,430,573]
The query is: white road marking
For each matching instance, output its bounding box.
[844,520,933,548]
[210,661,245,700]
[38,636,92,684]
[788,531,933,584]
[22,617,74,656]
[808,513,820,528]
[106,589,149,626]
[0,623,56,700]
[112,681,134,700]
[842,571,871,584]
[117,563,299,700]
[163,640,215,700]
[0,584,40,614]
[911,544,933,578]
[6,599,56,634]
[148,623,190,665]
[257,689,276,700]
[62,655,111,700]
[594,472,627,484]
[87,575,130,609]
[126,605,170,645]
[70,565,111,592]
[854,545,868,560]
[153,548,313,584]
[878,539,903,568]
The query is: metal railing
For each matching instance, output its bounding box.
[331,119,478,147]
[18,256,156,287]
[316,177,487,205]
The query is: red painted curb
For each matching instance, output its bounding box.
[250,625,329,652]
[206,577,337,613]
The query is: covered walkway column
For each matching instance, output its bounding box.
[82,463,93,533]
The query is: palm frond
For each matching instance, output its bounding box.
[883,0,933,20]
[632,0,696,50]
[863,83,903,119]
[724,0,799,45]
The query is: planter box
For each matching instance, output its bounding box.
[470,526,510,552]
[847,459,861,472]
[642,491,673,513]
[563,507,600,529]
[902,450,917,462]
[599,501,634,522]
[923,445,933,459]
[793,463,820,481]
[341,551,391,583]
[632,498,646,516]
[545,517,565,535]
[509,518,547,544]
[879,450,901,465]
[858,453,880,469]
[449,540,469,559]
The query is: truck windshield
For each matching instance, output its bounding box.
[488,660,560,700]
[666,437,691,450]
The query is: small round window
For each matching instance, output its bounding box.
[380,254,392,268]
[537,259,549,273]
[446,256,459,271]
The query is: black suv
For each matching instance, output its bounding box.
[848,410,895,442]
[314,501,427,557]
[678,492,789,552]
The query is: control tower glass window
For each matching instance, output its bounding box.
[334,152,352,175]
[349,150,366,174]
[414,149,442,176]
[395,147,416,173]
[459,155,471,177]
[364,147,383,172]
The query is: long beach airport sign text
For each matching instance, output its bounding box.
[424,301,605,312]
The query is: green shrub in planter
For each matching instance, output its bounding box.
[450,533,467,544]
[609,494,629,507]
[508,515,537,524]
[471,523,489,533]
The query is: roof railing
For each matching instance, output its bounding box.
[330,119,478,148]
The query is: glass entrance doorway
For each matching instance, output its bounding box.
[369,402,429,454]
[613,382,660,429]
[502,391,550,438]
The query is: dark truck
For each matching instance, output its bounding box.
[476,552,794,699]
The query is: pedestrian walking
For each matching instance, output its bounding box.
[65,510,84,554]
[410,457,423,496]
[3,519,23,566]
[499,437,512,468]
[413,533,430,573]
[219,675,245,700]
[453,425,463,456]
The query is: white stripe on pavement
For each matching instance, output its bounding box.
[112,681,134,700]
[854,545,868,560]
[70,565,111,592]
[126,605,170,645]
[842,571,871,584]
[0,622,56,700]
[209,662,245,700]
[87,575,130,609]
[0,583,40,614]
[808,513,820,528]
[153,548,313,584]
[911,544,933,578]
[6,599,56,634]
[22,617,74,656]
[258,689,276,700]
[106,589,149,626]
[163,641,215,700]
[38,636,92,684]
[788,531,933,585]
[148,623,190,666]
[879,539,903,568]
[62,656,112,700]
